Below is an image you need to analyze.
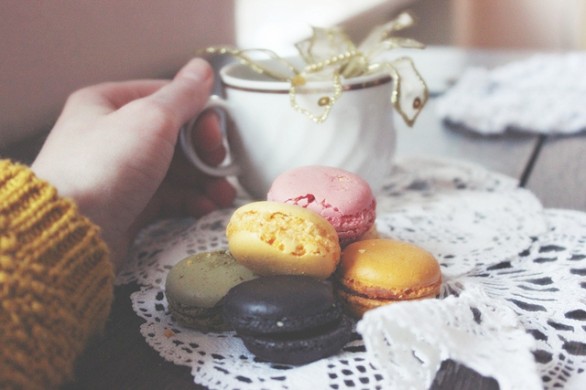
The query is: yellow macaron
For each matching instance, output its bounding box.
[226,201,341,279]
[335,238,442,318]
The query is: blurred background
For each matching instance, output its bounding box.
[1,0,585,154]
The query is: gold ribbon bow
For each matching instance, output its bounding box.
[201,12,428,126]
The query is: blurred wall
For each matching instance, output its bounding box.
[399,0,456,46]
[0,1,235,150]
[235,0,417,52]
[403,0,586,50]
[453,0,586,50]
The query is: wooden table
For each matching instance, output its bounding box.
[62,47,586,389]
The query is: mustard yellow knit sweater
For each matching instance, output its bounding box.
[0,160,114,389]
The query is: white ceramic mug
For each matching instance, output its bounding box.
[180,59,396,199]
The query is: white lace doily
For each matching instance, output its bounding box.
[435,53,586,134]
[117,157,586,390]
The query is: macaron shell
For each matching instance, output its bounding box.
[330,203,376,245]
[239,315,354,365]
[165,250,257,309]
[223,275,342,335]
[226,201,341,278]
[166,297,227,331]
[267,166,376,244]
[337,239,442,300]
[336,285,439,319]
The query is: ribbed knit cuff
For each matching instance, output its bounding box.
[0,160,114,389]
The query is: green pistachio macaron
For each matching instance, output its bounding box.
[165,250,257,332]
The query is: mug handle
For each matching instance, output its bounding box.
[179,95,241,177]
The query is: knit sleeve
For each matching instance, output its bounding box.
[0,160,115,389]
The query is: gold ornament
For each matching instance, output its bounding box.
[199,12,428,126]
[318,96,331,107]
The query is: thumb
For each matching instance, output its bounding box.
[121,58,214,141]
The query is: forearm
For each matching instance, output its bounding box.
[0,160,114,389]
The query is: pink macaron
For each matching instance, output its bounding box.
[267,166,376,246]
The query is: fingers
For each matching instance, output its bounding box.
[167,108,227,186]
[203,178,237,208]
[165,150,236,204]
[152,57,214,125]
[59,58,214,144]
[146,179,236,221]
[59,80,169,122]
[185,192,218,218]
[192,111,226,166]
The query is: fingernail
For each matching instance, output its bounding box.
[178,58,212,84]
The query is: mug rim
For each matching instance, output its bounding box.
[219,58,392,93]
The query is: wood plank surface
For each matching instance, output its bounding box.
[63,283,202,390]
[525,134,586,211]
[395,98,541,182]
[392,46,541,182]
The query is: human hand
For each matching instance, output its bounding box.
[32,58,236,271]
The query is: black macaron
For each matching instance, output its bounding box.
[223,275,353,365]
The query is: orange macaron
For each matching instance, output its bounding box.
[335,239,442,318]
